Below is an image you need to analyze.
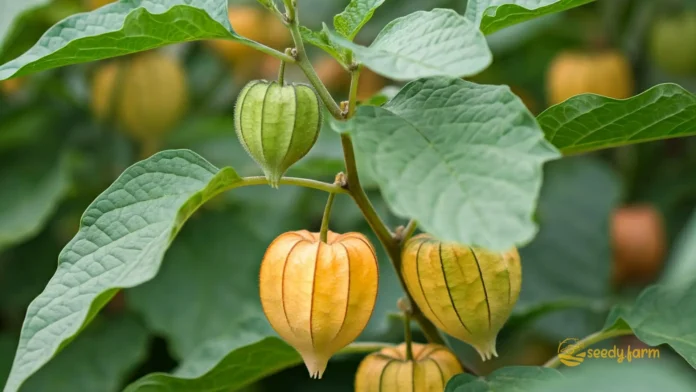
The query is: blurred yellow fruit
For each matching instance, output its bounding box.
[84,0,113,11]
[612,205,666,286]
[207,6,269,65]
[91,51,188,143]
[355,343,463,391]
[546,50,634,105]
[0,78,24,96]
[260,230,378,379]
[357,67,386,101]
[314,56,350,92]
[650,12,696,75]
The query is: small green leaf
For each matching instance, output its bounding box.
[330,9,492,81]
[344,77,559,251]
[446,366,563,391]
[2,150,246,392]
[124,336,301,392]
[605,281,696,369]
[0,155,71,252]
[334,0,386,40]
[300,24,348,64]
[519,157,620,338]
[22,316,149,392]
[0,0,237,81]
[538,83,696,155]
[466,0,596,35]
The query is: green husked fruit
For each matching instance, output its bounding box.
[235,81,322,187]
[650,12,696,76]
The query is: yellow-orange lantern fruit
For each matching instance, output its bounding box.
[402,234,521,361]
[355,343,463,391]
[546,50,634,105]
[260,230,379,379]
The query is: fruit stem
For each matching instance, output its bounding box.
[543,328,634,368]
[278,48,293,85]
[320,191,336,243]
[398,298,415,361]
[239,176,349,194]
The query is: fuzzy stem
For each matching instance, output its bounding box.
[320,192,336,243]
[544,328,634,368]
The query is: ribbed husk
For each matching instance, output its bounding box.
[354,343,463,392]
[91,51,188,141]
[546,50,634,105]
[401,234,521,361]
[235,80,322,187]
[260,230,378,379]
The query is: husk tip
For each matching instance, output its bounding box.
[301,352,329,380]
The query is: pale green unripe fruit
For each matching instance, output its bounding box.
[235,80,322,187]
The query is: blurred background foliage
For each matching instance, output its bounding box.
[1,0,696,390]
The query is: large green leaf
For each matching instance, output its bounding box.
[124,336,301,392]
[465,0,595,35]
[342,77,559,250]
[538,84,696,155]
[330,9,492,81]
[21,315,149,392]
[127,208,271,359]
[446,362,695,391]
[2,150,246,392]
[0,0,238,81]
[445,367,563,391]
[519,157,620,338]
[605,281,696,369]
[333,0,386,40]
[0,155,70,252]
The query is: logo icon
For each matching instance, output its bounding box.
[558,338,586,367]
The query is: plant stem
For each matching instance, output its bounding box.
[238,176,349,194]
[543,328,634,369]
[399,298,415,361]
[280,0,448,352]
[320,192,336,243]
[240,39,295,63]
[348,66,360,117]
[284,6,343,119]
[400,220,418,244]
[338,342,390,355]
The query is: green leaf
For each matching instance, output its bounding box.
[465,0,596,35]
[127,208,272,359]
[2,150,246,392]
[300,24,348,64]
[124,336,301,392]
[445,366,563,391]
[344,77,559,250]
[519,157,620,338]
[330,9,492,81]
[0,0,237,81]
[0,155,70,252]
[0,0,50,50]
[538,84,696,155]
[448,362,694,392]
[605,282,696,369]
[333,0,386,40]
[21,315,149,392]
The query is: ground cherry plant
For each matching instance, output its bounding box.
[1,0,696,391]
